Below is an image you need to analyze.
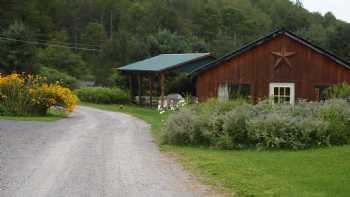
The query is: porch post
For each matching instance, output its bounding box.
[149,75,153,107]
[137,74,142,105]
[160,73,165,108]
[128,74,133,97]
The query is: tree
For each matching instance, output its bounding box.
[0,22,38,74]
[80,22,108,80]
[93,30,148,86]
[297,24,329,48]
[295,0,303,8]
[327,24,350,62]
[37,46,88,80]
[210,31,242,57]
[0,0,350,85]
[221,8,245,34]
[324,12,337,26]
[194,6,221,41]
[81,22,107,47]
[146,29,192,56]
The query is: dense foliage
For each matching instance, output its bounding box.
[39,66,79,89]
[326,82,350,100]
[0,0,350,86]
[75,87,130,104]
[0,74,77,116]
[161,99,350,150]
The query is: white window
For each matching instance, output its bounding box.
[217,84,229,102]
[269,83,295,104]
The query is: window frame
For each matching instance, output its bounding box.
[269,83,295,105]
[217,83,229,102]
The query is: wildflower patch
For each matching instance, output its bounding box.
[0,73,77,116]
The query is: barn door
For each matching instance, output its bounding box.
[269,83,295,105]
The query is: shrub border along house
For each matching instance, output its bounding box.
[161,98,350,150]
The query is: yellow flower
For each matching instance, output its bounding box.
[1,73,77,114]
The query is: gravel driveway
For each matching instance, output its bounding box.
[0,106,218,197]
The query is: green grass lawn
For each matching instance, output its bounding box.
[83,103,350,197]
[0,108,67,122]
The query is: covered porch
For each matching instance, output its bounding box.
[118,53,215,107]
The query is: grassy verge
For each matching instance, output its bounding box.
[82,103,350,197]
[0,108,67,122]
[164,146,350,197]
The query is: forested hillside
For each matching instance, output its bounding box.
[0,0,349,86]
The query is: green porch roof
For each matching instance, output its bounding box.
[118,53,213,73]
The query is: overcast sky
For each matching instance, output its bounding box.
[291,0,349,23]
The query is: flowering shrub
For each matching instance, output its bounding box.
[0,73,31,115]
[158,94,199,114]
[30,83,77,113]
[158,99,188,114]
[0,73,77,116]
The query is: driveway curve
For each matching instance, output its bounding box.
[0,106,219,197]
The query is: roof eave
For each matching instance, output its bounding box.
[118,53,214,73]
[191,29,350,77]
[157,53,214,73]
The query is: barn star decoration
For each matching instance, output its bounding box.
[272,47,296,70]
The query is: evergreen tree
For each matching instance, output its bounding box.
[0,22,38,74]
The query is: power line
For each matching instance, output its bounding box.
[0,36,100,51]
[0,33,102,48]
[0,21,107,47]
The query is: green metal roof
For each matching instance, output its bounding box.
[118,53,212,72]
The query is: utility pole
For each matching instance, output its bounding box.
[100,10,104,25]
[73,17,78,51]
[296,0,303,7]
[110,10,113,40]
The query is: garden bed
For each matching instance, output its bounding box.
[161,99,350,150]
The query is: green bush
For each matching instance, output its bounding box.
[75,87,130,104]
[196,98,246,118]
[161,98,350,150]
[161,108,202,145]
[39,66,79,89]
[0,104,7,115]
[160,99,249,148]
[326,82,350,99]
[320,99,350,144]
[219,105,253,149]
[248,114,329,150]
[111,71,128,89]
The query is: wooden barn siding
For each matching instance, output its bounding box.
[196,35,350,102]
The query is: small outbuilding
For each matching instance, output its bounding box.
[192,29,350,104]
[118,53,215,106]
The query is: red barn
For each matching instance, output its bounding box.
[193,29,350,104]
